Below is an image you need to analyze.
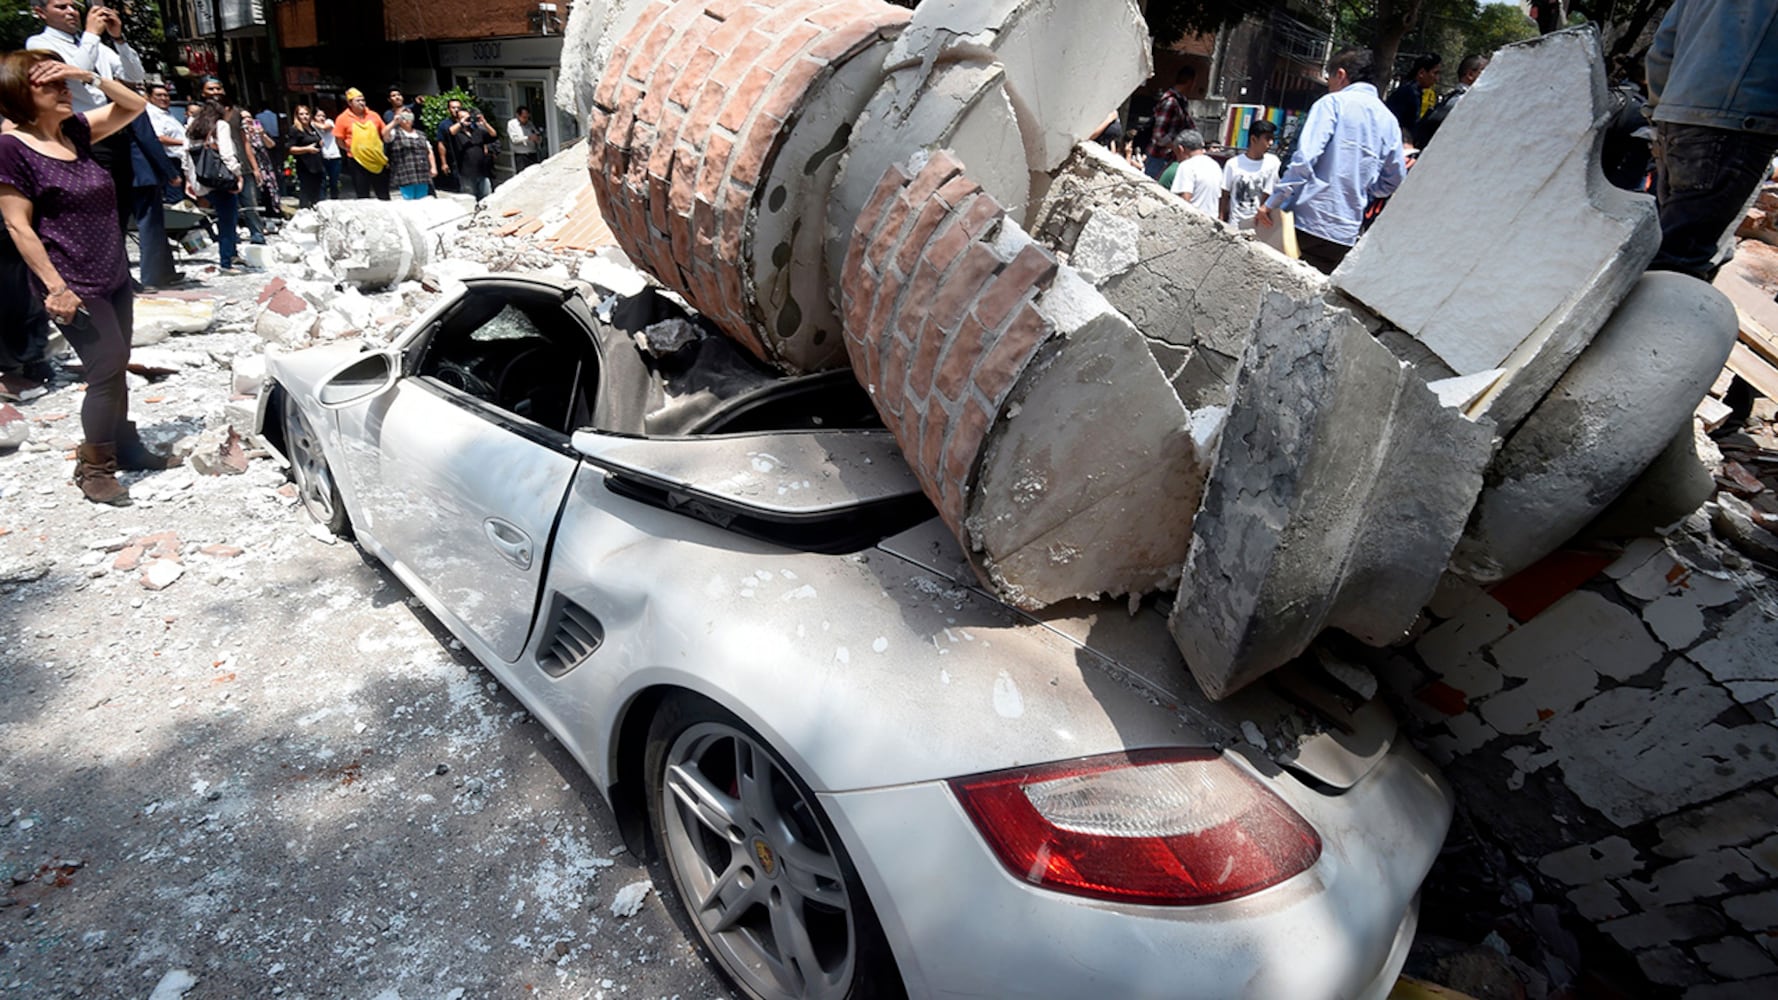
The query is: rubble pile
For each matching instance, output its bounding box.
[564,0,1739,701]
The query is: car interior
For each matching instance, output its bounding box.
[416,287,599,436]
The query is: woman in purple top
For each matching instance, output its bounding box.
[0,49,173,506]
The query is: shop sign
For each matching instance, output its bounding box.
[437,36,564,69]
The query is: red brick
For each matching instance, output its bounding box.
[956,191,1004,241]
[930,242,1003,336]
[974,304,1049,405]
[696,132,735,205]
[943,396,995,497]
[851,165,909,250]
[759,56,825,125]
[807,20,877,63]
[759,20,822,77]
[901,152,964,207]
[717,62,777,134]
[716,184,751,259]
[597,6,669,108]
[805,1,868,30]
[974,244,1057,332]
[918,408,948,474]
[865,266,905,346]
[935,175,981,210]
[893,197,954,278]
[680,79,723,142]
[726,128,772,191]
[705,1,762,49]
[668,45,724,109]
[907,319,945,400]
[703,0,747,18]
[691,194,720,257]
[921,209,974,281]
[865,195,911,276]
[879,336,910,419]
[897,258,943,343]
[934,314,988,401]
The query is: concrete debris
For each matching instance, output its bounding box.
[1455,272,1740,583]
[0,402,29,450]
[311,200,468,290]
[140,559,185,591]
[188,427,250,477]
[231,354,268,397]
[254,277,321,345]
[634,319,702,361]
[1171,293,1493,700]
[1710,495,1778,568]
[610,879,652,918]
[146,969,197,1000]
[133,296,215,346]
[1333,28,1661,433]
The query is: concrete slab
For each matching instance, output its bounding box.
[1170,293,1493,700]
[1332,27,1660,432]
[1029,142,1327,409]
[1453,273,1739,583]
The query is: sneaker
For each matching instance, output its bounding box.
[0,372,47,402]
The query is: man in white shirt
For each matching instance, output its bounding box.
[507,106,543,171]
[1220,119,1281,229]
[145,82,185,166]
[1168,129,1223,217]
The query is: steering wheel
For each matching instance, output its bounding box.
[433,360,495,399]
[494,346,559,413]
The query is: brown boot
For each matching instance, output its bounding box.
[115,420,182,471]
[74,443,132,506]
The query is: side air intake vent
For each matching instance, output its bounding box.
[539,597,604,678]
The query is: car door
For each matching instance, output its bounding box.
[332,279,592,662]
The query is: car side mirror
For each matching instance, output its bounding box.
[316,350,399,409]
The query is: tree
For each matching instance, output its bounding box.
[1144,0,1277,41]
[2,0,41,50]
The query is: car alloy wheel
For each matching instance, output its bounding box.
[645,696,900,1000]
[281,392,349,537]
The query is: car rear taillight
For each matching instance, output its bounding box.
[950,748,1321,906]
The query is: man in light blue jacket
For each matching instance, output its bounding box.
[1646,0,1778,279]
[1256,48,1407,275]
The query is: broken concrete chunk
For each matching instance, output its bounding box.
[132,296,214,346]
[842,151,1196,608]
[1332,26,1660,432]
[1171,293,1494,700]
[313,201,436,289]
[0,403,29,450]
[886,0,1152,173]
[1028,142,1328,409]
[1453,272,1739,583]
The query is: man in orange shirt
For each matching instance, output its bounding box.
[333,88,390,200]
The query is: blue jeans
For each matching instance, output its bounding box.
[467,174,492,201]
[1650,121,1778,281]
[209,186,240,268]
[323,158,342,200]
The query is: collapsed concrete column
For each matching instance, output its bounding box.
[1332,27,1660,432]
[313,201,433,289]
[843,151,1201,608]
[1030,142,1328,409]
[586,0,912,370]
[1452,272,1740,582]
[1172,293,1495,700]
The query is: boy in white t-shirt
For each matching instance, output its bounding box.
[1221,119,1281,230]
[1168,129,1222,216]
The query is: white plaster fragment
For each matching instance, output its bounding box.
[1427,369,1505,410]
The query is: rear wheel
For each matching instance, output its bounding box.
[643,694,903,1000]
[281,392,350,538]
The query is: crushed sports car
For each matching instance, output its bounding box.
[259,273,1451,1000]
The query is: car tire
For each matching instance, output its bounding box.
[281,391,351,538]
[643,693,904,1000]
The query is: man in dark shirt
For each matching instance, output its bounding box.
[1385,54,1442,144]
[434,97,464,193]
[1144,65,1196,180]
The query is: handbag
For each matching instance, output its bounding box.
[192,141,235,190]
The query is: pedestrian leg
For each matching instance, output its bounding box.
[1649,122,1778,281]
[133,186,175,287]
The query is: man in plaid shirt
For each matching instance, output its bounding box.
[1145,65,1198,180]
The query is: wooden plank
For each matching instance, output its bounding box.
[1727,341,1778,401]
[1738,306,1778,369]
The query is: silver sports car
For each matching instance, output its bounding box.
[261,274,1452,1000]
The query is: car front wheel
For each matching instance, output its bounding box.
[281,391,350,538]
[644,694,903,1000]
